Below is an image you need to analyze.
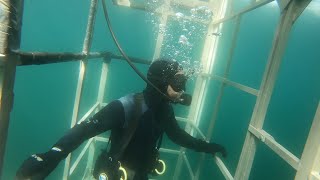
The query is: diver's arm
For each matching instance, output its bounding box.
[16,100,125,180]
[164,115,208,150]
[164,106,226,156]
[51,100,124,155]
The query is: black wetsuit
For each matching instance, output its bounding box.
[16,59,227,180]
[16,91,220,180]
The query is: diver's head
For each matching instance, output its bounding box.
[146,59,191,105]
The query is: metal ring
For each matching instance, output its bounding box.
[155,159,166,175]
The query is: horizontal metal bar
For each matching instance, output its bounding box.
[113,0,210,25]
[183,153,194,178]
[77,102,99,124]
[159,148,181,155]
[203,74,259,96]
[171,0,214,9]
[176,116,188,122]
[13,50,151,66]
[113,0,214,11]
[69,138,94,175]
[176,117,207,140]
[248,125,300,170]
[94,136,109,143]
[211,0,273,26]
[214,156,234,180]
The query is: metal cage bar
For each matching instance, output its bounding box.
[63,102,100,176]
[183,153,195,179]
[97,58,109,106]
[62,0,98,179]
[69,139,94,175]
[209,75,259,96]
[0,0,24,177]
[151,0,170,61]
[174,0,229,178]
[15,50,150,66]
[2,1,316,180]
[248,125,300,170]
[234,1,311,179]
[194,14,242,180]
[176,117,206,140]
[211,0,273,27]
[295,102,320,179]
[77,103,100,124]
[82,141,96,180]
[214,156,234,180]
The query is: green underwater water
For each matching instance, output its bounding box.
[2,0,320,180]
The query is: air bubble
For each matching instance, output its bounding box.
[175,12,184,20]
[178,35,189,45]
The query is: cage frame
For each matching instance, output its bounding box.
[0,0,319,179]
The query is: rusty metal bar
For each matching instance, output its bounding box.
[0,0,24,177]
[13,50,150,66]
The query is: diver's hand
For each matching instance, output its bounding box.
[16,154,46,180]
[16,152,60,180]
[206,143,227,158]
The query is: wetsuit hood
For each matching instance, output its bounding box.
[143,59,181,108]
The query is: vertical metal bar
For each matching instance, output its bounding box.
[152,14,168,61]
[0,0,24,178]
[173,0,229,179]
[234,1,306,179]
[194,15,242,180]
[295,102,320,179]
[97,58,109,107]
[151,0,170,61]
[62,0,98,179]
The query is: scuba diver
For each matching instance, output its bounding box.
[16,59,227,180]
